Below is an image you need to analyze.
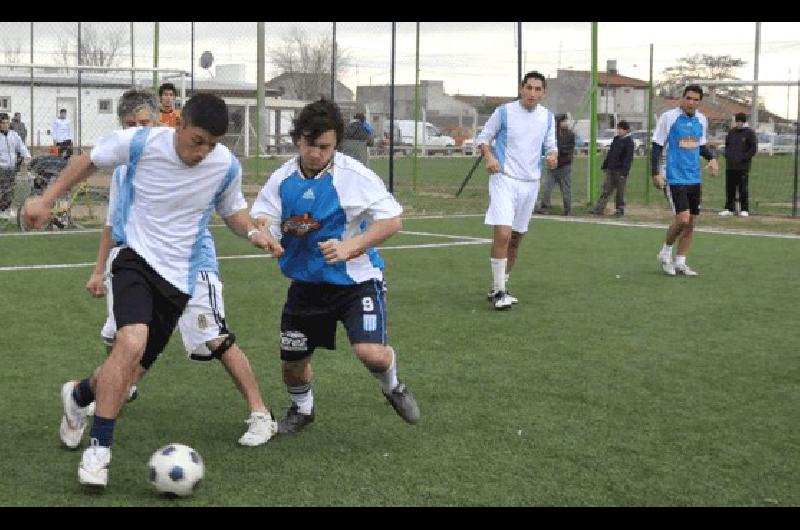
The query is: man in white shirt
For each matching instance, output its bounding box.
[24,93,283,490]
[476,71,558,310]
[50,108,74,157]
[0,112,31,219]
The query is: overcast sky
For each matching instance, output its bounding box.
[2,22,798,118]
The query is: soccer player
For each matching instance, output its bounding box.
[158,82,181,128]
[476,71,557,310]
[82,88,277,447]
[652,85,719,276]
[250,98,419,435]
[24,93,283,489]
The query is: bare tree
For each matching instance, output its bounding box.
[270,27,351,100]
[57,25,124,68]
[657,54,751,103]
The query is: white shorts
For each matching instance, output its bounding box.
[101,252,229,362]
[484,173,540,233]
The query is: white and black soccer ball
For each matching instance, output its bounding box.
[148,443,204,497]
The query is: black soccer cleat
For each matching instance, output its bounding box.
[383,382,420,424]
[277,403,315,435]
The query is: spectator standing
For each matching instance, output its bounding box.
[537,114,575,215]
[11,112,27,144]
[338,112,374,166]
[50,108,73,158]
[0,112,31,219]
[592,120,634,216]
[158,82,181,128]
[719,112,757,217]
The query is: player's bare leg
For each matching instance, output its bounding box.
[356,343,419,424]
[489,225,514,309]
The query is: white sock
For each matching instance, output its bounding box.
[675,255,686,267]
[490,258,507,292]
[287,383,314,415]
[661,243,672,255]
[372,346,400,394]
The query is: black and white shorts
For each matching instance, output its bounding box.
[280,279,388,362]
[107,247,190,369]
[666,183,702,215]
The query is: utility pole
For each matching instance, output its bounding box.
[752,22,761,130]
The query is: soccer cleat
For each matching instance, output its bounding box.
[718,209,734,216]
[84,402,96,417]
[238,411,278,446]
[487,289,518,304]
[658,252,676,276]
[277,403,315,435]
[492,290,514,310]
[675,264,699,276]
[383,382,420,424]
[60,381,88,449]
[78,439,111,488]
[739,211,749,217]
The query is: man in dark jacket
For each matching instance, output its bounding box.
[592,120,634,216]
[537,114,575,215]
[719,112,757,217]
[338,112,374,167]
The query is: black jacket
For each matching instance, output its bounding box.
[556,128,576,168]
[601,134,634,176]
[724,127,757,171]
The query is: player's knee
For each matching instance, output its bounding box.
[355,344,391,373]
[205,333,236,361]
[281,359,310,384]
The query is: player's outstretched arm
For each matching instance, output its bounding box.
[223,209,284,257]
[23,153,96,229]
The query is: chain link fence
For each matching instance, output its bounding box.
[0,22,798,229]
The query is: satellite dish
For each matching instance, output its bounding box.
[199,51,214,69]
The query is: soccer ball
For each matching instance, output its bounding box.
[148,443,204,497]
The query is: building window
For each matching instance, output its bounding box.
[0,97,10,111]
[98,99,112,114]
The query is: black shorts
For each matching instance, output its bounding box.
[666,183,702,215]
[110,247,190,369]
[280,279,388,362]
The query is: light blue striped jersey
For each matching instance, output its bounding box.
[652,107,708,185]
[476,100,556,181]
[250,151,402,285]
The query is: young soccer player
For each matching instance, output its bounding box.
[24,93,283,489]
[476,71,558,309]
[250,98,419,435]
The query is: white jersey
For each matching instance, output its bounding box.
[92,126,246,294]
[250,151,402,285]
[0,130,30,169]
[476,100,556,182]
[51,118,73,142]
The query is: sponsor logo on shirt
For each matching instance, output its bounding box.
[678,136,700,150]
[302,188,315,200]
[282,212,321,237]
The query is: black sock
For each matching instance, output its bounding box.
[72,378,95,407]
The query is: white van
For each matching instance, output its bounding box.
[383,120,455,152]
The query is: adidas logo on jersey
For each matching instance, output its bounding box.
[302,189,315,200]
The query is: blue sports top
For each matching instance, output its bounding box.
[250,151,403,285]
[652,107,709,185]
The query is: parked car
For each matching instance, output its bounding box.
[597,128,643,154]
[629,130,649,155]
[772,134,797,155]
[461,126,483,156]
[757,132,775,155]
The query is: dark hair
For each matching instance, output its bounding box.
[522,71,546,90]
[0,113,8,121]
[354,112,366,123]
[617,120,630,131]
[683,85,703,99]
[290,98,344,147]
[555,113,568,126]
[159,82,177,97]
[59,108,67,114]
[734,112,747,123]
[180,93,229,137]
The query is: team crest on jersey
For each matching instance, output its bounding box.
[282,212,321,237]
[678,136,700,150]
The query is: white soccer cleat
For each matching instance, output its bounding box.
[487,289,518,304]
[238,411,278,446]
[78,440,111,487]
[718,209,734,217]
[675,264,699,276]
[739,211,749,217]
[658,252,676,276]
[492,290,514,310]
[60,381,88,449]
